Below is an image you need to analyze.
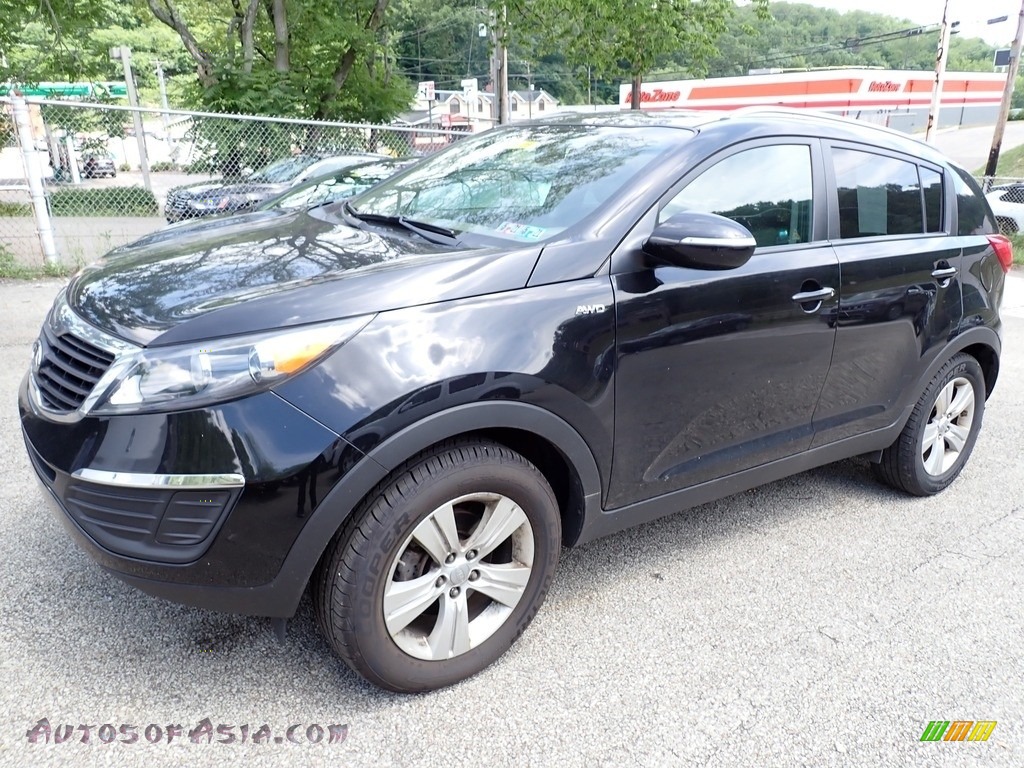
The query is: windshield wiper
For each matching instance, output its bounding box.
[344,202,459,245]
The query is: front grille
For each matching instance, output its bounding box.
[35,325,115,413]
[165,194,187,211]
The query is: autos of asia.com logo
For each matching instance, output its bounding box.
[26,718,349,746]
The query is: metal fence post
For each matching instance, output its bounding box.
[11,94,59,266]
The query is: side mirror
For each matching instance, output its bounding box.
[643,211,756,270]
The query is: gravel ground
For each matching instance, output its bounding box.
[1,276,1022,768]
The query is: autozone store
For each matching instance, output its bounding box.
[618,69,1006,133]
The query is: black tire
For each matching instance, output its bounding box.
[313,439,561,692]
[873,352,985,496]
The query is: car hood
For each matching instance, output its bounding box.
[112,209,292,249]
[66,208,542,347]
[169,180,286,199]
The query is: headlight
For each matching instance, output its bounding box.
[218,192,263,210]
[89,315,373,415]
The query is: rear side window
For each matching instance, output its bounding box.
[951,166,996,236]
[660,144,814,248]
[833,148,923,238]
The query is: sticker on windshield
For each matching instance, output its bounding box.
[498,222,546,240]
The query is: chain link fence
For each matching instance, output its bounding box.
[1,97,469,269]
[0,102,43,268]
[977,176,1024,236]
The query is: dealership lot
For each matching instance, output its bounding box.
[1,277,1021,767]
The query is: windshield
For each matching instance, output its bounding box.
[272,161,413,211]
[248,155,320,184]
[351,125,686,242]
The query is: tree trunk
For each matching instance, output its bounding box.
[240,0,261,74]
[315,0,390,117]
[272,0,289,72]
[147,0,217,88]
[631,73,642,111]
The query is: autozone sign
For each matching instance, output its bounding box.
[618,69,1006,112]
[623,88,682,104]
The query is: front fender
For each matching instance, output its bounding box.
[260,400,604,617]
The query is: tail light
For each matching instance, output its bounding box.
[987,234,1013,274]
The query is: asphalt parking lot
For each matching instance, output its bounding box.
[1,277,1022,767]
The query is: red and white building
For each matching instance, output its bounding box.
[619,69,1007,132]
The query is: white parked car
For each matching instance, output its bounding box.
[985,183,1024,234]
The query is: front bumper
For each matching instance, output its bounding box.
[19,373,367,616]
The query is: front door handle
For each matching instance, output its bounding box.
[791,287,835,303]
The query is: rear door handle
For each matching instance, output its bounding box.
[931,267,957,280]
[791,287,835,303]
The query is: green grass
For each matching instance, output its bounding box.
[0,187,159,217]
[975,143,1024,177]
[0,246,74,279]
[0,200,31,216]
[49,186,158,217]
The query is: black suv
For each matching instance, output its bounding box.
[19,110,1011,692]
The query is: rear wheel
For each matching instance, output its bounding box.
[874,352,985,496]
[313,440,560,692]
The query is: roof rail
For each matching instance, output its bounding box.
[724,105,932,149]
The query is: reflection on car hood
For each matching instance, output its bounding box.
[168,180,286,199]
[114,209,292,249]
[67,208,542,347]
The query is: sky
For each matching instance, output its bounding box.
[792,0,1020,46]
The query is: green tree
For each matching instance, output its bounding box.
[527,0,770,109]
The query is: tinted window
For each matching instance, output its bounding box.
[833,149,922,238]
[660,144,813,247]
[951,166,996,236]
[921,167,943,233]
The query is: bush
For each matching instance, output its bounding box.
[48,187,159,217]
[118,162,132,172]
[0,200,31,216]
[185,158,217,174]
[150,161,177,172]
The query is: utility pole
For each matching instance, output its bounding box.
[527,61,533,120]
[925,0,952,142]
[111,46,152,191]
[985,0,1024,182]
[488,5,509,125]
[154,59,171,136]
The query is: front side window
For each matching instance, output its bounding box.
[660,144,814,247]
[833,148,923,238]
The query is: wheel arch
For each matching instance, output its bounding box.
[275,402,605,617]
[961,341,999,398]
[907,326,1001,415]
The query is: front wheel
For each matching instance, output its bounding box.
[874,352,985,496]
[313,440,561,692]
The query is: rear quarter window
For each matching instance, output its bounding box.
[951,166,996,236]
